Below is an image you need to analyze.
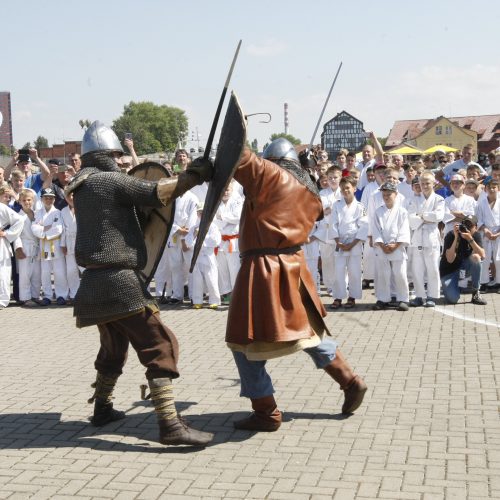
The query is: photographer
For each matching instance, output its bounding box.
[439,215,486,305]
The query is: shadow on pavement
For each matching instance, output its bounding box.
[0,408,257,454]
[0,405,351,453]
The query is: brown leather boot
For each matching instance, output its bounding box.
[159,417,213,446]
[233,395,282,432]
[324,349,367,415]
[149,378,213,446]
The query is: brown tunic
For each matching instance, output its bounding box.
[226,149,328,348]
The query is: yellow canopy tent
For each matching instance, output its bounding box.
[424,144,458,153]
[387,145,423,155]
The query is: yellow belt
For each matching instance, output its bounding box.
[42,235,61,259]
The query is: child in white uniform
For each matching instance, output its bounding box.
[185,203,222,309]
[317,166,342,296]
[443,174,476,235]
[60,192,80,302]
[31,188,68,305]
[477,177,500,286]
[371,182,411,311]
[0,203,23,308]
[329,177,368,309]
[406,172,445,307]
[16,189,42,306]
[214,181,242,303]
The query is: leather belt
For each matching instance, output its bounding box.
[240,245,302,259]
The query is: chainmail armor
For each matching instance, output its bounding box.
[72,152,165,327]
[275,158,320,198]
[81,150,121,172]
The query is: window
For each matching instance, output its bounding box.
[445,126,452,135]
[435,126,442,135]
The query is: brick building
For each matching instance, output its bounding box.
[0,92,13,149]
[39,141,82,162]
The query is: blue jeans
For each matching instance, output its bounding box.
[232,337,338,399]
[441,255,482,304]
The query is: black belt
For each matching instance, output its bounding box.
[240,245,302,259]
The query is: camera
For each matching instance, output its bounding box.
[458,223,468,233]
[124,133,133,140]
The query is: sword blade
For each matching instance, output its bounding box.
[309,61,343,149]
[203,40,242,159]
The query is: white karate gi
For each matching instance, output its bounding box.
[443,194,477,235]
[406,192,445,300]
[365,186,405,283]
[214,195,242,295]
[317,186,341,294]
[476,195,500,284]
[190,182,208,203]
[360,182,381,281]
[329,199,368,300]
[60,206,80,299]
[153,245,172,298]
[398,182,413,199]
[166,190,198,300]
[0,204,23,307]
[16,210,41,301]
[31,205,68,300]
[185,220,221,305]
[357,159,376,190]
[372,204,411,303]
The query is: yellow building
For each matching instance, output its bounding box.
[410,116,476,151]
[386,114,500,153]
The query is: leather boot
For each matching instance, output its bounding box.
[149,378,213,446]
[233,395,282,432]
[324,350,367,415]
[88,372,125,427]
[158,416,213,446]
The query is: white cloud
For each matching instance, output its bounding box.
[247,39,287,57]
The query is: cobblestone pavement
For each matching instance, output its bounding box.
[0,288,499,499]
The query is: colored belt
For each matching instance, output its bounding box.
[221,234,239,253]
[41,235,61,259]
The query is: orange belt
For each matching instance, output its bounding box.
[221,234,239,254]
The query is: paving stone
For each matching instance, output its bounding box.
[0,290,498,498]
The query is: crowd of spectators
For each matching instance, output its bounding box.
[1,136,499,312]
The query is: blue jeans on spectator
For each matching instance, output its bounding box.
[441,255,482,304]
[232,337,338,399]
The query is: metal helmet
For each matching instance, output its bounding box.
[262,138,299,162]
[81,120,124,156]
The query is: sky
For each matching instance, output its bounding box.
[3,0,500,152]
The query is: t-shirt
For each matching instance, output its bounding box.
[439,229,483,276]
[24,173,43,195]
[442,159,486,177]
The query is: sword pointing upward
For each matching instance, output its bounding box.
[203,40,242,159]
[309,61,343,149]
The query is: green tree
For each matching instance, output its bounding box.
[250,138,259,153]
[269,133,302,146]
[33,135,49,153]
[377,136,387,148]
[0,144,11,156]
[21,142,31,149]
[79,119,92,130]
[112,101,188,155]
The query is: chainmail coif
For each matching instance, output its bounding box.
[274,158,320,198]
[81,150,121,172]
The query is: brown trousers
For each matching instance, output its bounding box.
[95,308,180,380]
